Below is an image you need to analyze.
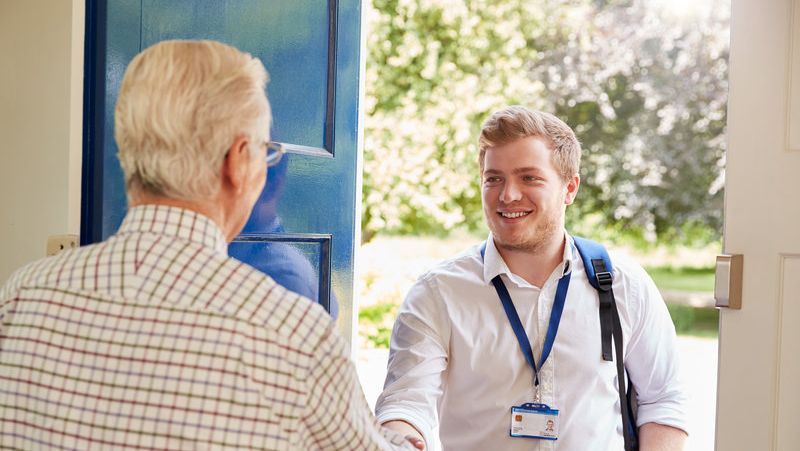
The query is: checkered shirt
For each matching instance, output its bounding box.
[0,205,412,450]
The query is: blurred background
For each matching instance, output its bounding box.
[355,1,730,450]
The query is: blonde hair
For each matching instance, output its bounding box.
[115,40,271,200]
[478,106,581,181]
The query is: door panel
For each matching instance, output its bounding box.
[776,257,800,449]
[82,0,362,335]
[140,0,331,152]
[716,0,800,448]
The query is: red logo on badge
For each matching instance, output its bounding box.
[515,415,523,422]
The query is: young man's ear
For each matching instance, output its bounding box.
[221,136,252,194]
[564,175,580,205]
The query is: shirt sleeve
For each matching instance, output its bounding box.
[0,286,10,337]
[0,268,26,337]
[623,264,690,434]
[303,321,414,450]
[375,275,451,449]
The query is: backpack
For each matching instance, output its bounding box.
[572,236,639,451]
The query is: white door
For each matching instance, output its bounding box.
[716,0,800,449]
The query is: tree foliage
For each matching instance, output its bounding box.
[362,0,729,246]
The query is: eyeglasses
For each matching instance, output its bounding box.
[265,141,286,167]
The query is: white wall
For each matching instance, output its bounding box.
[0,0,84,283]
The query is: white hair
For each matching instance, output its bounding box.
[115,39,271,200]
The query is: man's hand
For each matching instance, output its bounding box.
[639,422,687,451]
[382,420,426,450]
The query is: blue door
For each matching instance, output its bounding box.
[81,0,363,324]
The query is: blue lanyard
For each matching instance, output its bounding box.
[481,242,571,387]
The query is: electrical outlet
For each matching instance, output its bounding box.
[46,234,79,256]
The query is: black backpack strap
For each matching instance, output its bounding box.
[573,237,639,451]
[593,259,615,362]
[595,257,638,451]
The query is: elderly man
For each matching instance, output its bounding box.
[0,40,413,450]
[376,106,688,450]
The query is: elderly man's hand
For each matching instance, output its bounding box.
[383,420,426,450]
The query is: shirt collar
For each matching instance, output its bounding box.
[117,204,229,255]
[482,232,575,286]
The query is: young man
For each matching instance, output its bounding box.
[376,106,688,450]
[0,40,414,450]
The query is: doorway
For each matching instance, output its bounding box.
[356,1,730,450]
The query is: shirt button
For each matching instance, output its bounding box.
[617,424,623,435]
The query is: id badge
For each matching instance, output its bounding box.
[510,402,559,440]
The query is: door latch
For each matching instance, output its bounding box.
[714,254,743,309]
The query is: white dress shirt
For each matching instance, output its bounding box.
[375,234,688,451]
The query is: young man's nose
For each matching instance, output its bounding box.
[499,181,522,203]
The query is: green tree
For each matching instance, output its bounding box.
[537,1,729,245]
[363,0,729,246]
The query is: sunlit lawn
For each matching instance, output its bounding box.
[645,265,715,292]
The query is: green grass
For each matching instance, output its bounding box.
[645,266,715,292]
[647,266,718,337]
[358,303,399,348]
[666,304,719,338]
